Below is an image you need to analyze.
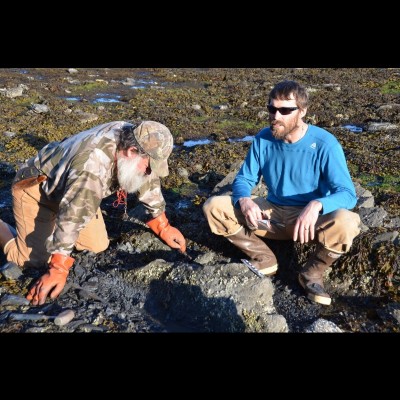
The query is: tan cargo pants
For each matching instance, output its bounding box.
[203,195,361,254]
[4,182,110,268]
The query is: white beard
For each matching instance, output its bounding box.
[117,155,147,194]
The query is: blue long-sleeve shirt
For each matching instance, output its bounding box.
[232,125,357,215]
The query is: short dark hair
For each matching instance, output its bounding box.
[268,80,308,109]
[117,123,145,154]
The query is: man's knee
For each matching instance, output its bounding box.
[92,238,110,253]
[75,237,110,253]
[332,209,361,234]
[203,196,242,236]
[203,196,218,218]
[5,239,49,269]
[203,195,232,218]
[318,209,361,253]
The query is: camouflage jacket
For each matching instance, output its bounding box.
[23,121,166,256]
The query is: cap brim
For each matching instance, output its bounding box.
[150,158,169,177]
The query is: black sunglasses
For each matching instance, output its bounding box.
[267,105,299,115]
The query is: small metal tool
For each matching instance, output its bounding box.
[241,259,265,279]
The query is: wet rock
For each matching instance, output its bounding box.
[122,78,136,86]
[0,262,23,280]
[77,323,109,332]
[372,231,399,247]
[322,83,341,91]
[116,241,136,254]
[194,251,217,265]
[385,217,400,229]
[177,167,189,179]
[355,182,374,208]
[67,319,87,331]
[54,309,75,326]
[25,326,51,333]
[65,77,80,84]
[257,110,269,119]
[377,104,400,111]
[0,294,30,306]
[82,278,99,292]
[357,196,374,209]
[125,259,287,332]
[75,285,106,303]
[211,160,242,195]
[75,111,99,124]
[304,318,343,333]
[30,103,49,114]
[0,86,24,98]
[193,164,203,172]
[72,264,86,280]
[358,207,388,228]
[367,122,398,132]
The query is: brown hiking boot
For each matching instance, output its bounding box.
[227,227,278,276]
[298,274,332,306]
[298,244,342,306]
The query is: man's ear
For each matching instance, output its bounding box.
[125,146,139,158]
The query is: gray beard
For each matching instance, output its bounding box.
[117,156,147,194]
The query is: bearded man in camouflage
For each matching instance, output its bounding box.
[0,121,186,305]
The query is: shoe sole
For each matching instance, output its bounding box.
[307,292,332,306]
[298,275,332,306]
[259,264,278,276]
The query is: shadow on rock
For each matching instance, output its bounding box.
[319,294,400,333]
[19,133,49,153]
[144,279,246,332]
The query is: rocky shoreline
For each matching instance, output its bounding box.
[0,68,399,332]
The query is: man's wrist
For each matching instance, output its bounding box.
[311,200,323,214]
[238,197,250,205]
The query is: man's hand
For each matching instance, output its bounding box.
[238,197,263,229]
[26,254,74,305]
[147,212,186,252]
[293,200,322,244]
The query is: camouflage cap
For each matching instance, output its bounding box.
[133,121,173,177]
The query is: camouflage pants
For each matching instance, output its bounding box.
[4,182,109,268]
[203,195,361,254]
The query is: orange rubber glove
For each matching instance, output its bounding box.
[26,253,74,305]
[147,212,186,252]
